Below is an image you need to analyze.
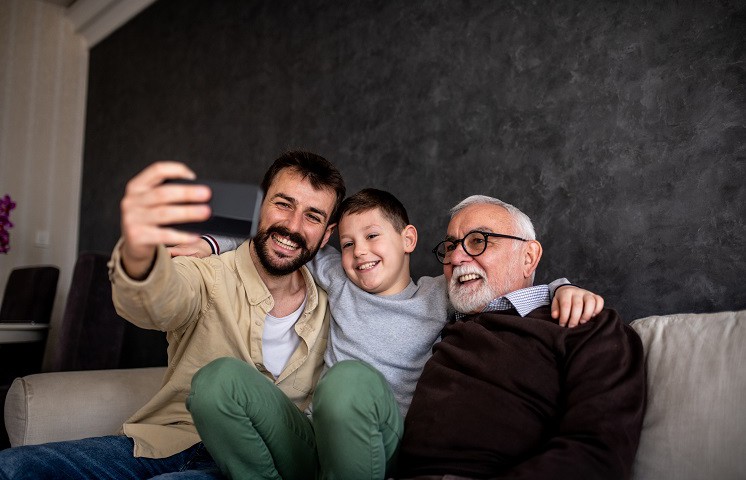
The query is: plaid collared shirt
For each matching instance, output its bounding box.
[454,284,550,320]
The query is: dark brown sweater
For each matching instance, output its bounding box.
[398,307,646,479]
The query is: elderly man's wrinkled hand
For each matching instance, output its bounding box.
[551,286,605,328]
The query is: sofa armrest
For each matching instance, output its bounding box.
[630,310,746,480]
[4,367,166,447]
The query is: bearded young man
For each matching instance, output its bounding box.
[0,151,345,479]
[398,195,646,480]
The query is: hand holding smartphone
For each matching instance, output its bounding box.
[162,179,263,237]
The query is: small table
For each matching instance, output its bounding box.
[0,323,50,344]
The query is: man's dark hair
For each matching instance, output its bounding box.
[261,151,346,224]
[339,188,410,232]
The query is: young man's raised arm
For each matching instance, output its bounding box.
[118,161,210,278]
[112,161,214,331]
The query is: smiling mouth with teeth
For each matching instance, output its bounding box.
[458,273,482,283]
[357,261,379,271]
[272,234,299,250]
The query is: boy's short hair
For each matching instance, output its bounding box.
[339,188,410,232]
[261,151,346,224]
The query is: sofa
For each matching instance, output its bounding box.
[4,310,745,479]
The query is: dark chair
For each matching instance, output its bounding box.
[49,252,167,372]
[0,265,60,449]
[0,265,59,324]
[0,265,60,383]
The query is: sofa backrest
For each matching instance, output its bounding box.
[630,310,745,480]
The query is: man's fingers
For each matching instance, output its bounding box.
[145,204,212,228]
[122,204,211,237]
[125,161,197,194]
[136,225,202,248]
[128,182,211,212]
[148,183,212,206]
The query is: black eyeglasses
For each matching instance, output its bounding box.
[432,230,527,265]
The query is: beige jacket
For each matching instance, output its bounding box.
[109,239,330,458]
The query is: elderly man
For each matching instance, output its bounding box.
[398,195,646,480]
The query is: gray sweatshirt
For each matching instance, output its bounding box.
[310,247,449,416]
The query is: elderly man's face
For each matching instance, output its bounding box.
[444,204,533,314]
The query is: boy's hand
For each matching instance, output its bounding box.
[120,161,211,279]
[551,286,604,328]
[167,238,213,258]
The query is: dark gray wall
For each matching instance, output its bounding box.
[81,0,746,322]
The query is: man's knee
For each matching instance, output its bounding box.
[188,357,257,415]
[315,360,388,417]
[192,356,249,387]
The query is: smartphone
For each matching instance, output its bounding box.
[162,178,263,237]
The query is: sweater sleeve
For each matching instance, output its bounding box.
[202,234,245,254]
[493,310,646,480]
[307,245,345,290]
[547,277,571,300]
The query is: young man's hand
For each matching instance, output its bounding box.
[167,238,213,258]
[551,286,604,328]
[119,162,211,279]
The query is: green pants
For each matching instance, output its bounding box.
[187,358,403,480]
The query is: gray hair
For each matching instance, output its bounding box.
[449,195,537,241]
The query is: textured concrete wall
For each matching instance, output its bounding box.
[81,0,746,321]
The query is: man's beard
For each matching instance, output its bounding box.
[447,264,498,314]
[253,225,322,276]
[447,261,520,314]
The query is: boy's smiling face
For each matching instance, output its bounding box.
[338,207,417,296]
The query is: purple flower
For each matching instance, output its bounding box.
[0,194,16,254]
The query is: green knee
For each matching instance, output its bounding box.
[314,360,389,419]
[313,361,402,479]
[188,357,260,415]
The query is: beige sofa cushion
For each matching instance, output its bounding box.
[4,367,166,447]
[630,310,746,480]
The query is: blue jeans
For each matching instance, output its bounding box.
[0,435,223,480]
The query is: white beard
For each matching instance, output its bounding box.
[447,256,524,314]
[447,264,497,314]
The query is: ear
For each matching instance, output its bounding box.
[320,223,337,249]
[401,224,418,253]
[522,240,542,279]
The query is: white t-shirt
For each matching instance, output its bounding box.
[262,297,306,378]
